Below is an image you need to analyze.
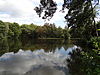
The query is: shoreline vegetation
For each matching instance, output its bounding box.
[0,19,99,45]
[0,20,70,40]
[0,19,99,49]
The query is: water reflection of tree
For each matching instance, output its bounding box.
[8,39,22,53]
[0,39,74,56]
[21,39,74,52]
[0,39,22,56]
[21,39,65,52]
[0,39,9,56]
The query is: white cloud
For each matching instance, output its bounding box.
[0,0,35,17]
[0,0,66,28]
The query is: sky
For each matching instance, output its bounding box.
[0,0,68,28]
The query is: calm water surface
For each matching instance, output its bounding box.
[0,39,81,75]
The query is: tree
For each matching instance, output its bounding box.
[35,26,46,38]
[35,0,99,39]
[63,27,71,39]
[21,24,38,38]
[8,22,21,39]
[0,20,8,39]
[56,26,64,38]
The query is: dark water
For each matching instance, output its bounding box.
[0,39,98,75]
[0,39,76,56]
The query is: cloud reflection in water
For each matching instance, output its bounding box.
[0,46,78,75]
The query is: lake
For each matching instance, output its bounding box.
[0,39,92,75]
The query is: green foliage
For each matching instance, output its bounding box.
[89,37,100,49]
[35,23,70,39]
[67,0,97,40]
[0,39,9,56]
[63,28,71,39]
[69,48,100,75]
[0,20,8,39]
[21,24,37,38]
[0,20,71,40]
[8,23,21,38]
[34,0,99,40]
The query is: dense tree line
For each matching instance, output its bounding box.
[0,20,70,39]
[0,20,99,40]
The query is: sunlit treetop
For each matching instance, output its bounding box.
[34,0,99,20]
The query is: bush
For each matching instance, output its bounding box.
[89,37,100,49]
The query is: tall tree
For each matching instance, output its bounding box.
[35,0,99,39]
